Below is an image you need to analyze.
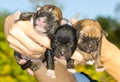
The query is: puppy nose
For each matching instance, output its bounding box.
[88,44,92,48]
[61,49,65,55]
[61,51,64,55]
[39,18,45,23]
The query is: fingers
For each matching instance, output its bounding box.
[8,35,44,58]
[54,50,84,65]
[7,35,37,55]
[9,26,45,52]
[70,18,78,25]
[4,15,47,58]
[20,21,50,49]
[9,44,43,58]
[71,51,84,63]
[27,30,50,49]
[70,18,84,65]
[7,35,30,54]
[4,15,15,37]
[54,57,66,66]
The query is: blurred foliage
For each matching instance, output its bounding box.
[96,16,120,48]
[75,65,116,82]
[0,11,37,82]
[0,1,120,82]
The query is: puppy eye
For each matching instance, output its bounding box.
[56,42,60,45]
[67,42,72,46]
[79,34,84,39]
[97,37,101,42]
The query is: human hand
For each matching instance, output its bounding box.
[70,18,84,65]
[4,14,50,58]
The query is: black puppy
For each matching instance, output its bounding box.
[45,24,78,78]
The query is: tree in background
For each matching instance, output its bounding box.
[115,3,120,23]
[96,16,120,48]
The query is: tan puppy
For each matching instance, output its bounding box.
[73,19,108,72]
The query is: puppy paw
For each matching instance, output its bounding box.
[96,67,105,72]
[47,69,56,78]
[67,69,76,73]
[86,60,94,65]
[14,10,21,20]
[19,59,26,65]
[26,68,34,76]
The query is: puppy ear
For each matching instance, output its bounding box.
[102,30,108,37]
[60,18,69,25]
[76,31,80,39]
[36,5,41,11]
[70,18,78,25]
[49,8,53,12]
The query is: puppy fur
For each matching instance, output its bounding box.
[44,24,78,78]
[73,19,108,72]
[13,5,68,75]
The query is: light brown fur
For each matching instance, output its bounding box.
[73,19,103,38]
[41,4,63,22]
[73,19,107,72]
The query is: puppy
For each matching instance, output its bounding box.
[73,19,108,72]
[14,5,67,37]
[13,5,68,75]
[44,24,78,78]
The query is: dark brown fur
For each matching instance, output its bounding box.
[73,19,108,72]
[13,5,68,75]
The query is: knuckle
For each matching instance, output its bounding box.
[33,55,41,58]
[6,35,11,42]
[27,53,41,59]
[25,51,32,55]
[29,46,38,52]
[28,45,45,52]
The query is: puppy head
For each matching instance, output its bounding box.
[33,5,68,35]
[51,24,78,59]
[73,19,108,53]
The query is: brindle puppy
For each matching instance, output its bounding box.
[13,5,68,76]
[73,19,108,72]
[45,24,78,78]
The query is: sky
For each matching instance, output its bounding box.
[0,0,120,20]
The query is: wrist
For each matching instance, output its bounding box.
[100,36,118,64]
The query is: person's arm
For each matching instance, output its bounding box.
[70,18,120,82]
[4,15,76,82]
[100,36,120,81]
[34,64,76,82]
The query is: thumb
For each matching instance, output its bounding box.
[70,18,78,25]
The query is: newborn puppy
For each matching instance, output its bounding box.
[13,5,68,75]
[14,5,67,37]
[45,24,78,78]
[73,19,108,72]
